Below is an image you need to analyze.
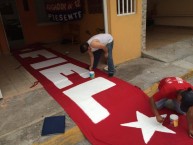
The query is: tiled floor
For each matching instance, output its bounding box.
[0,55,42,100]
[1,25,193,100]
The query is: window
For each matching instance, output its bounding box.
[0,2,14,15]
[117,0,136,16]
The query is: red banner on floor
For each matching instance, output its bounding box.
[13,45,192,145]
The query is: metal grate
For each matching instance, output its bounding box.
[117,0,136,16]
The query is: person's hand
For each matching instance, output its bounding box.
[89,66,93,71]
[189,130,193,138]
[156,115,164,123]
[86,65,93,71]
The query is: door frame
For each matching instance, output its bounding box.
[103,0,109,33]
[0,12,10,54]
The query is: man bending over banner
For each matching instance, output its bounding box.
[149,77,193,138]
[80,33,115,77]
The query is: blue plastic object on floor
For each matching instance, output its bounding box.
[41,115,65,136]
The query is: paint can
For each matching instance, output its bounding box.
[170,114,179,127]
[89,71,95,79]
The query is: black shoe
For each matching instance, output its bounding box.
[108,73,114,77]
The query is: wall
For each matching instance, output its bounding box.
[79,14,104,42]
[0,0,104,54]
[62,0,104,43]
[80,0,104,42]
[15,0,64,44]
[155,17,193,27]
[148,0,193,27]
[142,0,147,50]
[0,14,9,54]
[107,0,142,64]
[147,0,157,18]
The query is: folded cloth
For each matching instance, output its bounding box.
[41,115,65,136]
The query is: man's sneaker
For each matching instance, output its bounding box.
[103,66,108,72]
[108,73,114,77]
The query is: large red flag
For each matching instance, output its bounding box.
[13,45,192,145]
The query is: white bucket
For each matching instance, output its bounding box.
[89,71,95,79]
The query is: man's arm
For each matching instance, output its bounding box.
[149,94,164,123]
[88,50,94,70]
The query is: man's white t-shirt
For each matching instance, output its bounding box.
[87,34,113,52]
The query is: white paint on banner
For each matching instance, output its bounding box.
[19,50,56,59]
[63,77,116,123]
[40,63,90,89]
[31,57,67,69]
[121,111,175,144]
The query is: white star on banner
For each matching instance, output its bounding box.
[121,111,176,144]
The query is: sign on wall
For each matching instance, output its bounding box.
[45,0,83,22]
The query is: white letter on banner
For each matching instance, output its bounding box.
[19,49,56,59]
[31,57,67,69]
[63,77,116,123]
[40,63,90,89]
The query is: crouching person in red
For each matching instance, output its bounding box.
[149,77,193,138]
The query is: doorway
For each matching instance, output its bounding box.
[0,0,24,51]
[146,0,193,50]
